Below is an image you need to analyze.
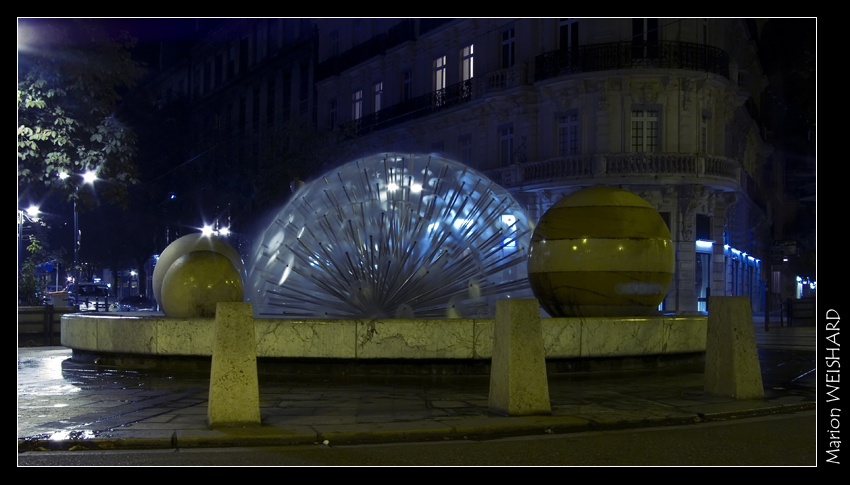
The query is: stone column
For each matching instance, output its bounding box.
[675,185,704,313]
[709,192,738,298]
[208,302,261,427]
[704,296,764,399]
[488,299,551,416]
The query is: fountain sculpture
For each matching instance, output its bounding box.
[152,233,247,318]
[61,154,706,370]
[247,153,534,319]
[528,187,674,317]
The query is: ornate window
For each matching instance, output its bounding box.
[373,81,383,113]
[501,27,515,68]
[461,44,474,81]
[499,124,514,166]
[632,18,660,58]
[401,70,413,101]
[557,111,580,156]
[328,98,337,129]
[631,107,660,152]
[434,56,446,106]
[352,89,363,120]
[559,18,579,51]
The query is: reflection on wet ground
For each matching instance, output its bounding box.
[18,348,207,441]
[58,358,203,390]
[757,349,817,397]
[18,343,816,445]
[19,348,816,399]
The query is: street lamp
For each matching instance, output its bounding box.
[59,170,97,284]
[130,270,138,299]
[18,204,40,265]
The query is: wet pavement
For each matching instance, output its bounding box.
[17,323,816,453]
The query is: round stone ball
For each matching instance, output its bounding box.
[527,187,674,317]
[160,250,245,318]
[153,234,246,309]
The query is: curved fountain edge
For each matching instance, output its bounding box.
[60,311,707,364]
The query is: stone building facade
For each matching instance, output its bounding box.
[152,18,773,315]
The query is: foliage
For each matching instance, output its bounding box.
[17,19,144,210]
[18,237,44,306]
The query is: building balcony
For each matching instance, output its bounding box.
[477,65,528,95]
[482,153,742,191]
[348,79,473,135]
[342,65,530,136]
[534,41,731,82]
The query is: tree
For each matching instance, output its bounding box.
[17,19,144,211]
[18,237,45,306]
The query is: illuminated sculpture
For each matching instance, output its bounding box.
[153,234,246,318]
[528,187,674,317]
[248,153,533,318]
[161,251,245,318]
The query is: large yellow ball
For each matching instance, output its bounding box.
[160,250,245,318]
[528,187,674,317]
[153,234,245,308]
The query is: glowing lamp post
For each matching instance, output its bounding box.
[18,204,40,267]
[59,170,98,284]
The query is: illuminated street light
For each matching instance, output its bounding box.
[201,221,231,238]
[82,170,97,184]
[25,205,40,220]
[60,170,99,284]
[18,204,41,268]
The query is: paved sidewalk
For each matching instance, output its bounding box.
[17,326,816,453]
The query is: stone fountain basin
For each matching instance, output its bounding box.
[61,312,707,373]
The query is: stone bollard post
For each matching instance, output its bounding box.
[704,296,764,400]
[208,302,261,427]
[488,298,551,415]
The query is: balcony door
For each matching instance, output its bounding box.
[559,19,579,51]
[434,56,446,106]
[632,18,659,59]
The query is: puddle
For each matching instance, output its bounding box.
[48,429,99,441]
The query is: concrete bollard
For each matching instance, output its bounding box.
[704,296,764,400]
[488,298,551,416]
[208,302,261,427]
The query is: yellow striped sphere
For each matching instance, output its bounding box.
[528,187,674,317]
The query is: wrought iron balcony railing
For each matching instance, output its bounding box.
[477,65,528,95]
[535,41,730,82]
[319,19,417,81]
[483,154,742,190]
[339,42,730,138]
[351,79,473,134]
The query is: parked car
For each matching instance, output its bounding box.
[119,295,157,312]
[66,283,113,311]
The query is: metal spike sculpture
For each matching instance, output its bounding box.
[248,153,533,318]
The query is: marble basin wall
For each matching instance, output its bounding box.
[61,313,707,360]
